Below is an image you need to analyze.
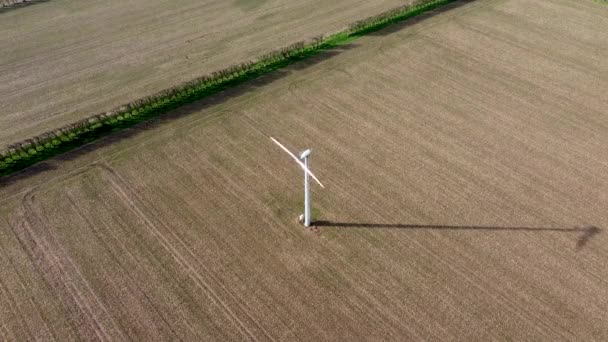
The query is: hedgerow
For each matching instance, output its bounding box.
[0,0,455,176]
[1,0,26,7]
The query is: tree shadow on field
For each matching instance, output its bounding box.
[0,43,356,178]
[0,0,52,14]
[0,162,56,187]
[314,221,602,250]
[364,0,477,37]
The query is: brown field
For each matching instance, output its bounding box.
[0,0,412,147]
[1,0,608,340]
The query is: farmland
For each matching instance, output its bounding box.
[1,0,608,340]
[0,0,411,147]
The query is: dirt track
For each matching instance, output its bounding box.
[0,0,410,147]
[1,0,607,340]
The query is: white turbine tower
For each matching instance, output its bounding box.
[270,137,324,227]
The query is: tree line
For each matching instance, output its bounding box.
[0,0,453,176]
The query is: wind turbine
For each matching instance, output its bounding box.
[270,137,324,227]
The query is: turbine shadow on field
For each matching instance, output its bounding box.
[364,0,477,37]
[314,221,601,250]
[0,0,51,14]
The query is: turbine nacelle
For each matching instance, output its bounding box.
[300,149,311,160]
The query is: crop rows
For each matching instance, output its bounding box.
[0,0,455,176]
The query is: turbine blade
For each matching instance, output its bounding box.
[270,137,302,167]
[269,137,325,188]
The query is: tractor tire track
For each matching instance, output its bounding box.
[7,191,126,341]
[0,264,42,341]
[64,193,184,341]
[0,215,69,341]
[96,162,272,342]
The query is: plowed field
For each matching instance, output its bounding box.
[1,0,607,340]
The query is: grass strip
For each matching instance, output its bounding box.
[0,0,456,177]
